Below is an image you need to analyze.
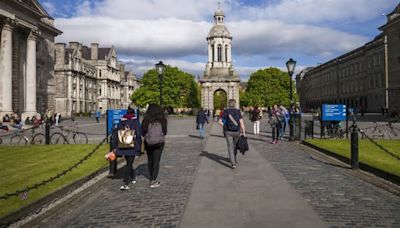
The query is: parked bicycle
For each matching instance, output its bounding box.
[364,122,399,139]
[50,123,88,144]
[10,126,46,146]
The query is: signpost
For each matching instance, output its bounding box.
[106,109,127,136]
[322,104,346,121]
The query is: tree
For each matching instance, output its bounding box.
[241,67,298,107]
[131,66,200,108]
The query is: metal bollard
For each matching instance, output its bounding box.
[350,126,359,169]
[45,122,50,145]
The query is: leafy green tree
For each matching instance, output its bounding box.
[241,67,298,107]
[131,66,200,108]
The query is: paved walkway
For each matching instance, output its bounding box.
[23,117,400,227]
[180,123,325,228]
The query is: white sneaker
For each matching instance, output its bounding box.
[120,185,130,190]
[150,181,160,188]
[132,179,137,184]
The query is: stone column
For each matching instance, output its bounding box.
[221,43,226,65]
[22,30,38,119]
[208,43,212,63]
[76,76,80,113]
[227,44,232,63]
[0,20,14,117]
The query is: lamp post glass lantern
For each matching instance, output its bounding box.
[155,61,166,107]
[286,58,296,140]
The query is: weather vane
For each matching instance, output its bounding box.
[217,1,221,9]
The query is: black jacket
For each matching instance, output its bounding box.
[236,135,249,155]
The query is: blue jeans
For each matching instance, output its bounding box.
[198,123,205,138]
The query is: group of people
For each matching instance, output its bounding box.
[249,104,301,144]
[109,104,167,190]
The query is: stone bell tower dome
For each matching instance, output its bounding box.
[200,7,240,110]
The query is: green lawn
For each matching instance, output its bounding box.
[306,139,400,177]
[0,144,109,217]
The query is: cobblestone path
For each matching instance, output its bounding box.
[26,118,205,227]
[251,138,400,227]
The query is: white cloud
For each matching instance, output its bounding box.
[55,17,368,59]
[51,0,397,79]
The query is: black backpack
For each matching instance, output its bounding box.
[224,109,240,131]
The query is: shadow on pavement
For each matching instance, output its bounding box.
[188,134,202,139]
[200,151,231,168]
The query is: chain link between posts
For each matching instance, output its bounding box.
[357,127,400,161]
[0,135,109,200]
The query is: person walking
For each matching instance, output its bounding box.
[218,99,246,169]
[250,106,262,135]
[141,104,167,188]
[95,108,101,123]
[279,105,288,139]
[269,104,282,144]
[113,108,142,190]
[196,108,209,139]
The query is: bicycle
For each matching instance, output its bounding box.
[50,123,88,144]
[365,122,399,139]
[10,126,46,146]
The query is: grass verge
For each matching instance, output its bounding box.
[306,139,400,177]
[0,144,108,217]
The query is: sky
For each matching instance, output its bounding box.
[38,0,399,81]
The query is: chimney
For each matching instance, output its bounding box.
[91,43,98,60]
[69,41,79,50]
[55,43,66,68]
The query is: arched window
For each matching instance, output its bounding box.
[217,45,222,62]
[225,45,228,62]
[211,45,214,62]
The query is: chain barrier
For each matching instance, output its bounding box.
[357,127,400,161]
[0,135,109,200]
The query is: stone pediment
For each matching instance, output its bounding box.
[17,0,50,18]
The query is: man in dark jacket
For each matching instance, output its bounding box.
[196,108,209,139]
[218,99,246,169]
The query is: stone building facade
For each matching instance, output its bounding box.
[200,8,240,110]
[297,4,399,113]
[380,4,400,113]
[54,42,139,116]
[121,71,139,109]
[0,0,62,120]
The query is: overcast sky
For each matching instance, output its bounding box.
[39,0,399,80]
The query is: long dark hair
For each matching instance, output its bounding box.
[142,104,167,133]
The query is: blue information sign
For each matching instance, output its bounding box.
[322,104,346,121]
[106,109,127,135]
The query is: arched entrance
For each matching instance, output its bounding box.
[213,89,227,110]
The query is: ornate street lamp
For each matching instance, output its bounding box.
[286,58,296,140]
[155,61,166,107]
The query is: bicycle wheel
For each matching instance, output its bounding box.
[50,132,67,144]
[31,133,46,145]
[73,133,88,144]
[10,135,28,146]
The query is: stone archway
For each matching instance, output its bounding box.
[213,89,227,110]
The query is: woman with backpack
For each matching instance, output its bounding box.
[141,104,168,188]
[113,108,142,190]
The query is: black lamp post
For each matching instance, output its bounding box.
[286,58,296,140]
[155,61,166,107]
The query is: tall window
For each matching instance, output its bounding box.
[225,45,228,62]
[217,45,222,62]
[211,45,214,62]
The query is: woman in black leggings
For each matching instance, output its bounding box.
[141,104,167,188]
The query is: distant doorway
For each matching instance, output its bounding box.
[213,89,227,110]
